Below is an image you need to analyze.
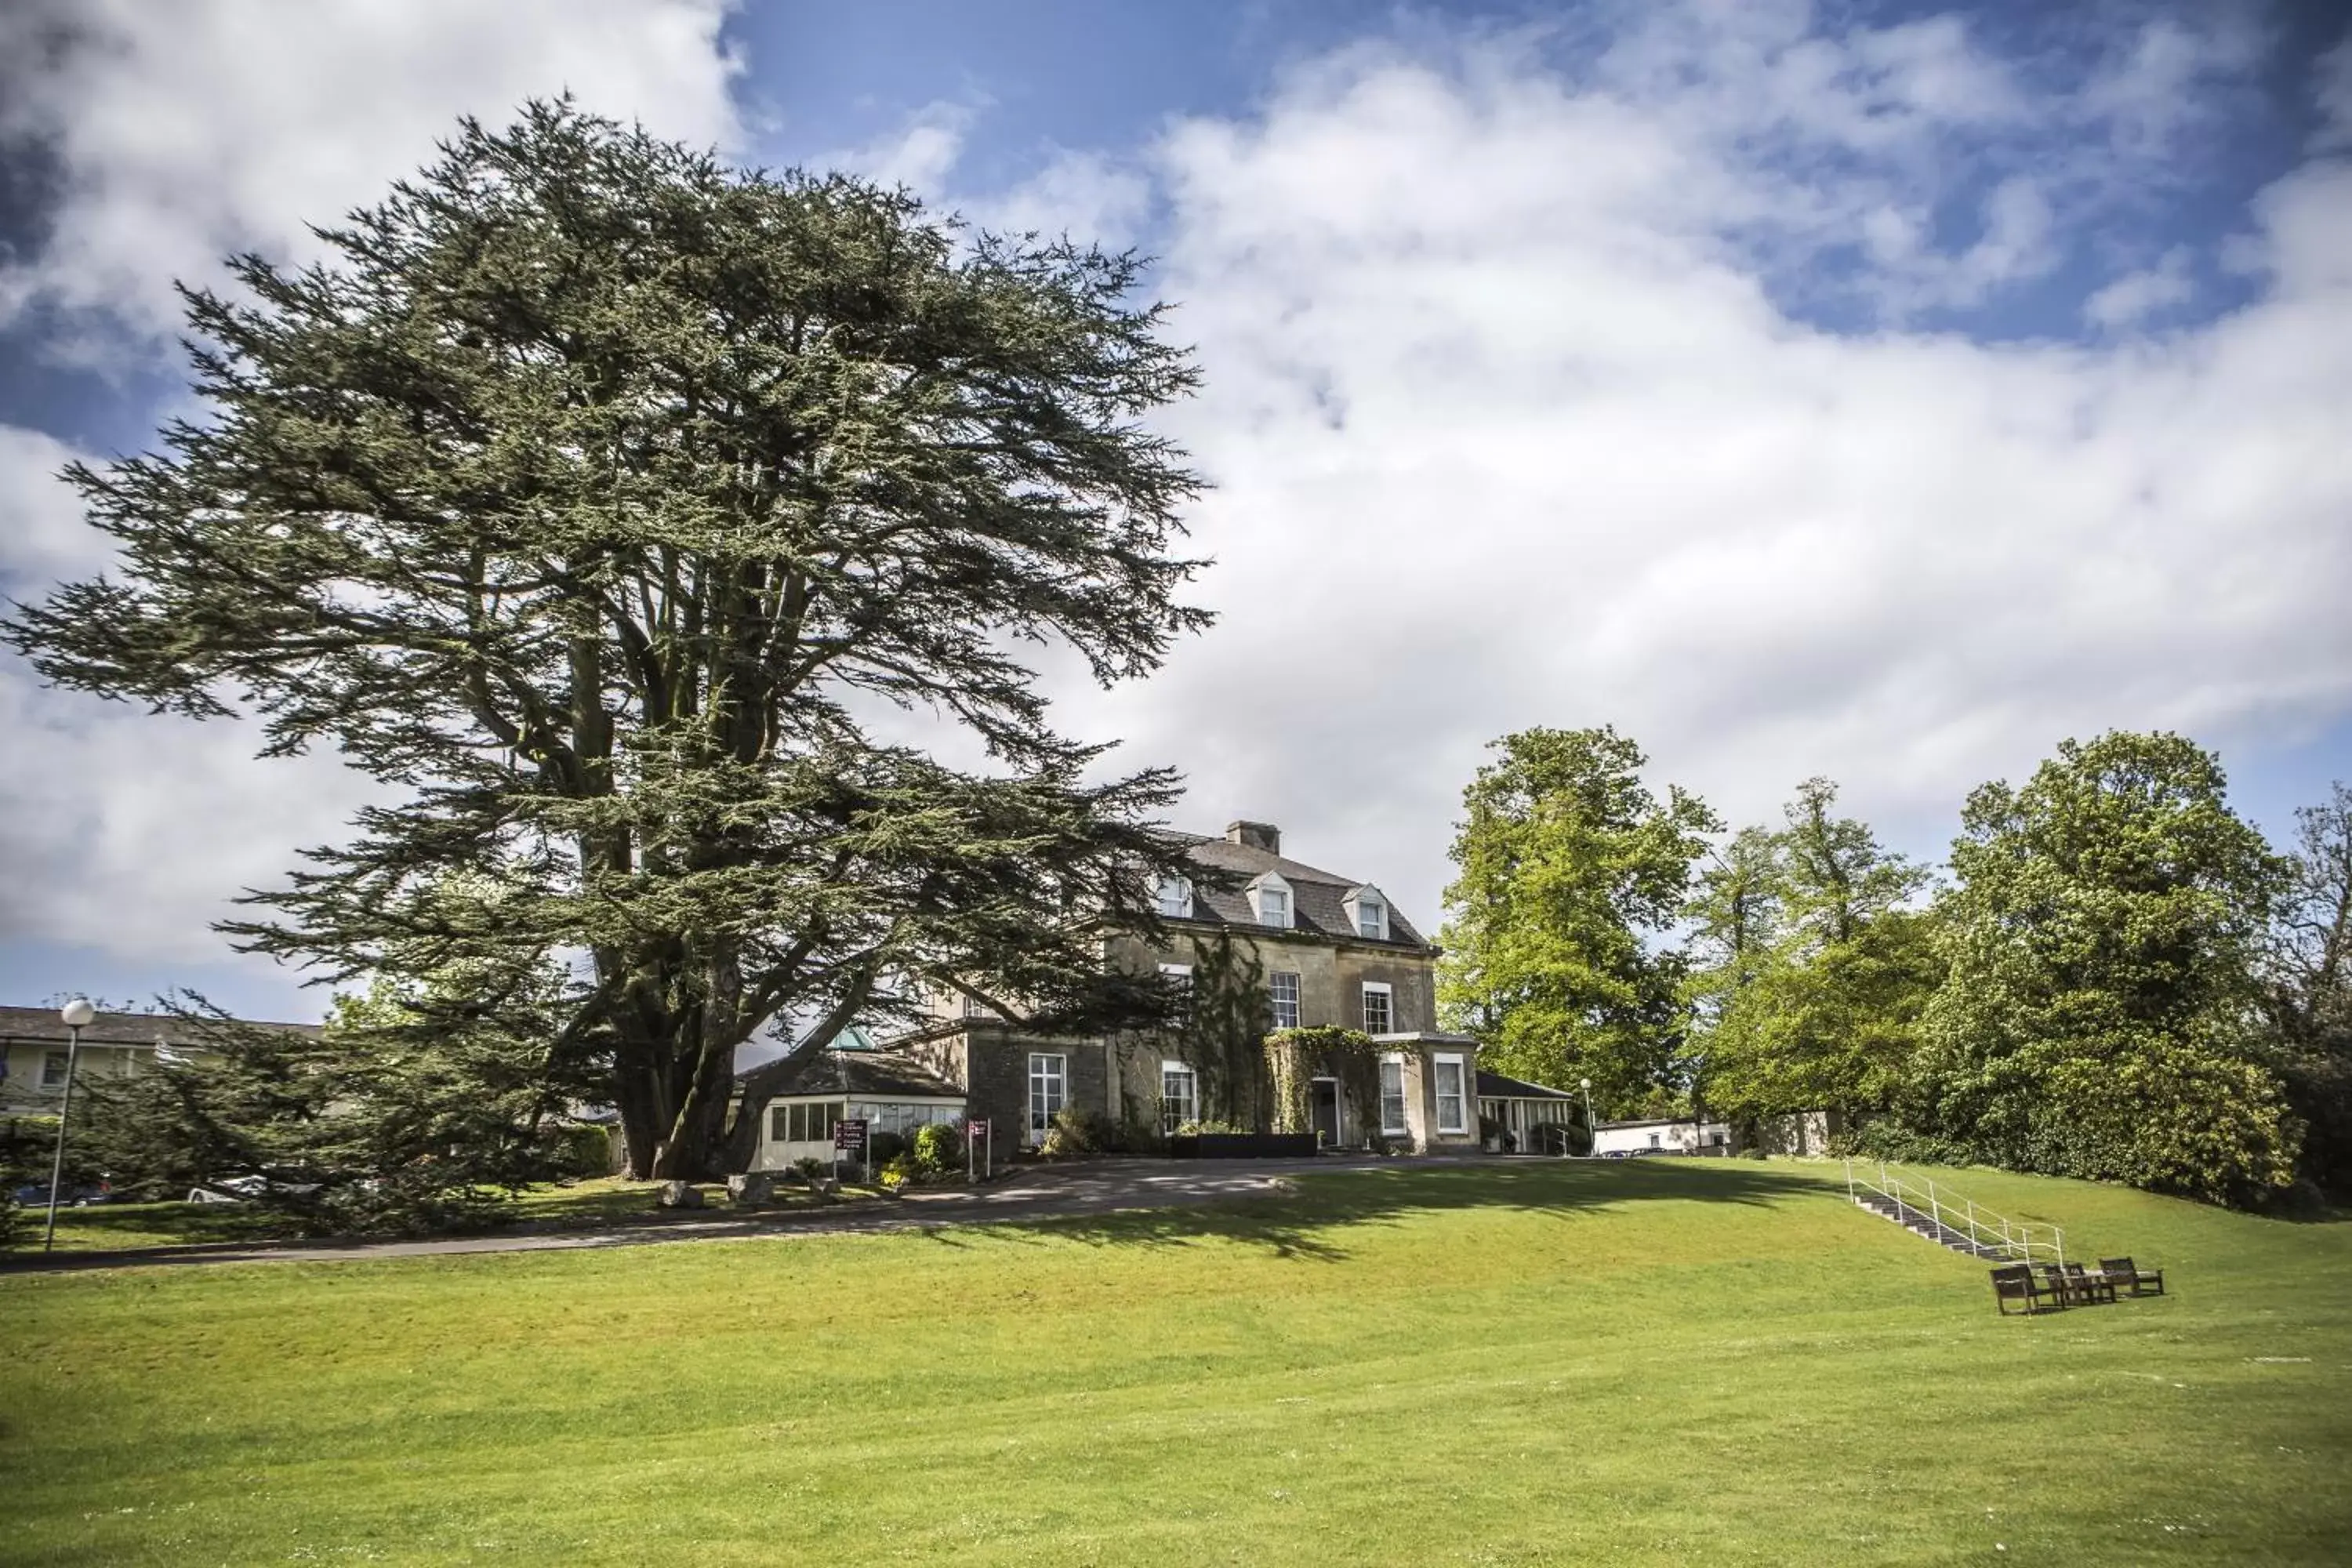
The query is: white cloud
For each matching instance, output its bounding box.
[0,0,742,350]
[830,100,975,194]
[2085,245,2195,330]
[1022,20,2352,929]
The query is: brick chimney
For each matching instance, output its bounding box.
[1226,820,1280,855]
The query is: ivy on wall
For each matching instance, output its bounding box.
[1264,1025,1391,1149]
[1182,930,1271,1127]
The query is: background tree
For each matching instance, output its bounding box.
[5,102,1209,1179]
[1438,726,1720,1115]
[2261,782,2352,1192]
[1912,732,2296,1204]
[1681,824,1784,1121]
[1697,781,1940,1131]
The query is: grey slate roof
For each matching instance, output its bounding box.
[1477,1069,1581,1102]
[1167,833,1431,950]
[0,1006,321,1048]
[735,1047,965,1102]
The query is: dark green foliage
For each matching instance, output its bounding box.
[1438,726,1720,1115]
[1913,732,2296,1204]
[867,1130,908,1167]
[74,969,595,1234]
[2261,783,2352,1193]
[1039,1106,1116,1158]
[1178,929,1270,1126]
[2,100,1207,1181]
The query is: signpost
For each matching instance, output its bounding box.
[966,1118,992,1183]
[833,1116,867,1185]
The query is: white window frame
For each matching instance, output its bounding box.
[1158,962,1193,987]
[1360,982,1393,1036]
[1028,1052,1068,1141]
[1248,871,1293,930]
[1433,1052,1468,1134]
[1379,1054,1409,1136]
[1155,875,1192,919]
[1160,1060,1198,1133]
[41,1051,70,1089]
[1346,885,1390,942]
[1269,971,1301,1031]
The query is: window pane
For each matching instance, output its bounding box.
[1436,1059,1466,1133]
[1380,1061,1407,1134]
[1258,888,1288,927]
[1362,987,1392,1035]
[771,1105,790,1142]
[42,1051,70,1088]
[1269,972,1301,1030]
[1357,900,1383,938]
[1029,1053,1066,1134]
[1157,877,1189,916]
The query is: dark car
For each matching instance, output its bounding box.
[11,1180,114,1207]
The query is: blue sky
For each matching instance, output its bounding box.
[2,0,2350,1022]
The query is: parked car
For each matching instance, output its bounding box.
[11,1180,113,1207]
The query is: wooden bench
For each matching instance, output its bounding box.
[1991,1263,2065,1315]
[2063,1261,2117,1305]
[2099,1256,2165,1298]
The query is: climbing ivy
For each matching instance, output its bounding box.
[1182,930,1271,1126]
[1265,1025,1390,1149]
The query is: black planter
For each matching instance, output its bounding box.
[1167,1132,1319,1160]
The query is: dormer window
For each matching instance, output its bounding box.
[1248,871,1293,930]
[1345,885,1390,942]
[1154,875,1192,919]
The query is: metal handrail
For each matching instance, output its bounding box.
[1844,1159,2064,1266]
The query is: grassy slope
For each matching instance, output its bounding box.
[3,1158,2347,1566]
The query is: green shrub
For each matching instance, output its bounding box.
[911,1122,962,1172]
[1040,1106,1112,1159]
[792,1156,825,1180]
[1174,1118,1249,1136]
[878,1153,920,1192]
[548,1121,614,1179]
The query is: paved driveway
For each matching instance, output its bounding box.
[4,1154,1521,1274]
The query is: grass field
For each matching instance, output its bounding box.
[5,1157,2349,1565]
[30,1177,793,1254]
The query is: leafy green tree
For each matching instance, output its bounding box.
[4,102,1207,1178]
[1698,780,1940,1128]
[2261,782,2352,1192]
[1915,732,2296,1204]
[1438,726,1720,1114]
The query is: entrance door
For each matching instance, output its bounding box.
[1310,1077,1341,1148]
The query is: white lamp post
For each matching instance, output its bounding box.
[1579,1076,1594,1156]
[43,998,97,1252]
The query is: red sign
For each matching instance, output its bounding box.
[833,1117,868,1152]
[966,1119,988,1138]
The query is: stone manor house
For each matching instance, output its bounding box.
[748,821,1494,1168]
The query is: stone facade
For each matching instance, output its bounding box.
[893,821,1483,1152]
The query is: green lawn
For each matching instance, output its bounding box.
[31,1177,859,1254]
[4,1158,2348,1565]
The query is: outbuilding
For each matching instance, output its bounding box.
[742,1044,967,1173]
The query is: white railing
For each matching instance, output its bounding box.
[1844,1159,2064,1266]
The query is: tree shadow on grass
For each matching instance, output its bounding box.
[920,1158,1842,1264]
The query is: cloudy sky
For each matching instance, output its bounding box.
[2,0,2349,1022]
